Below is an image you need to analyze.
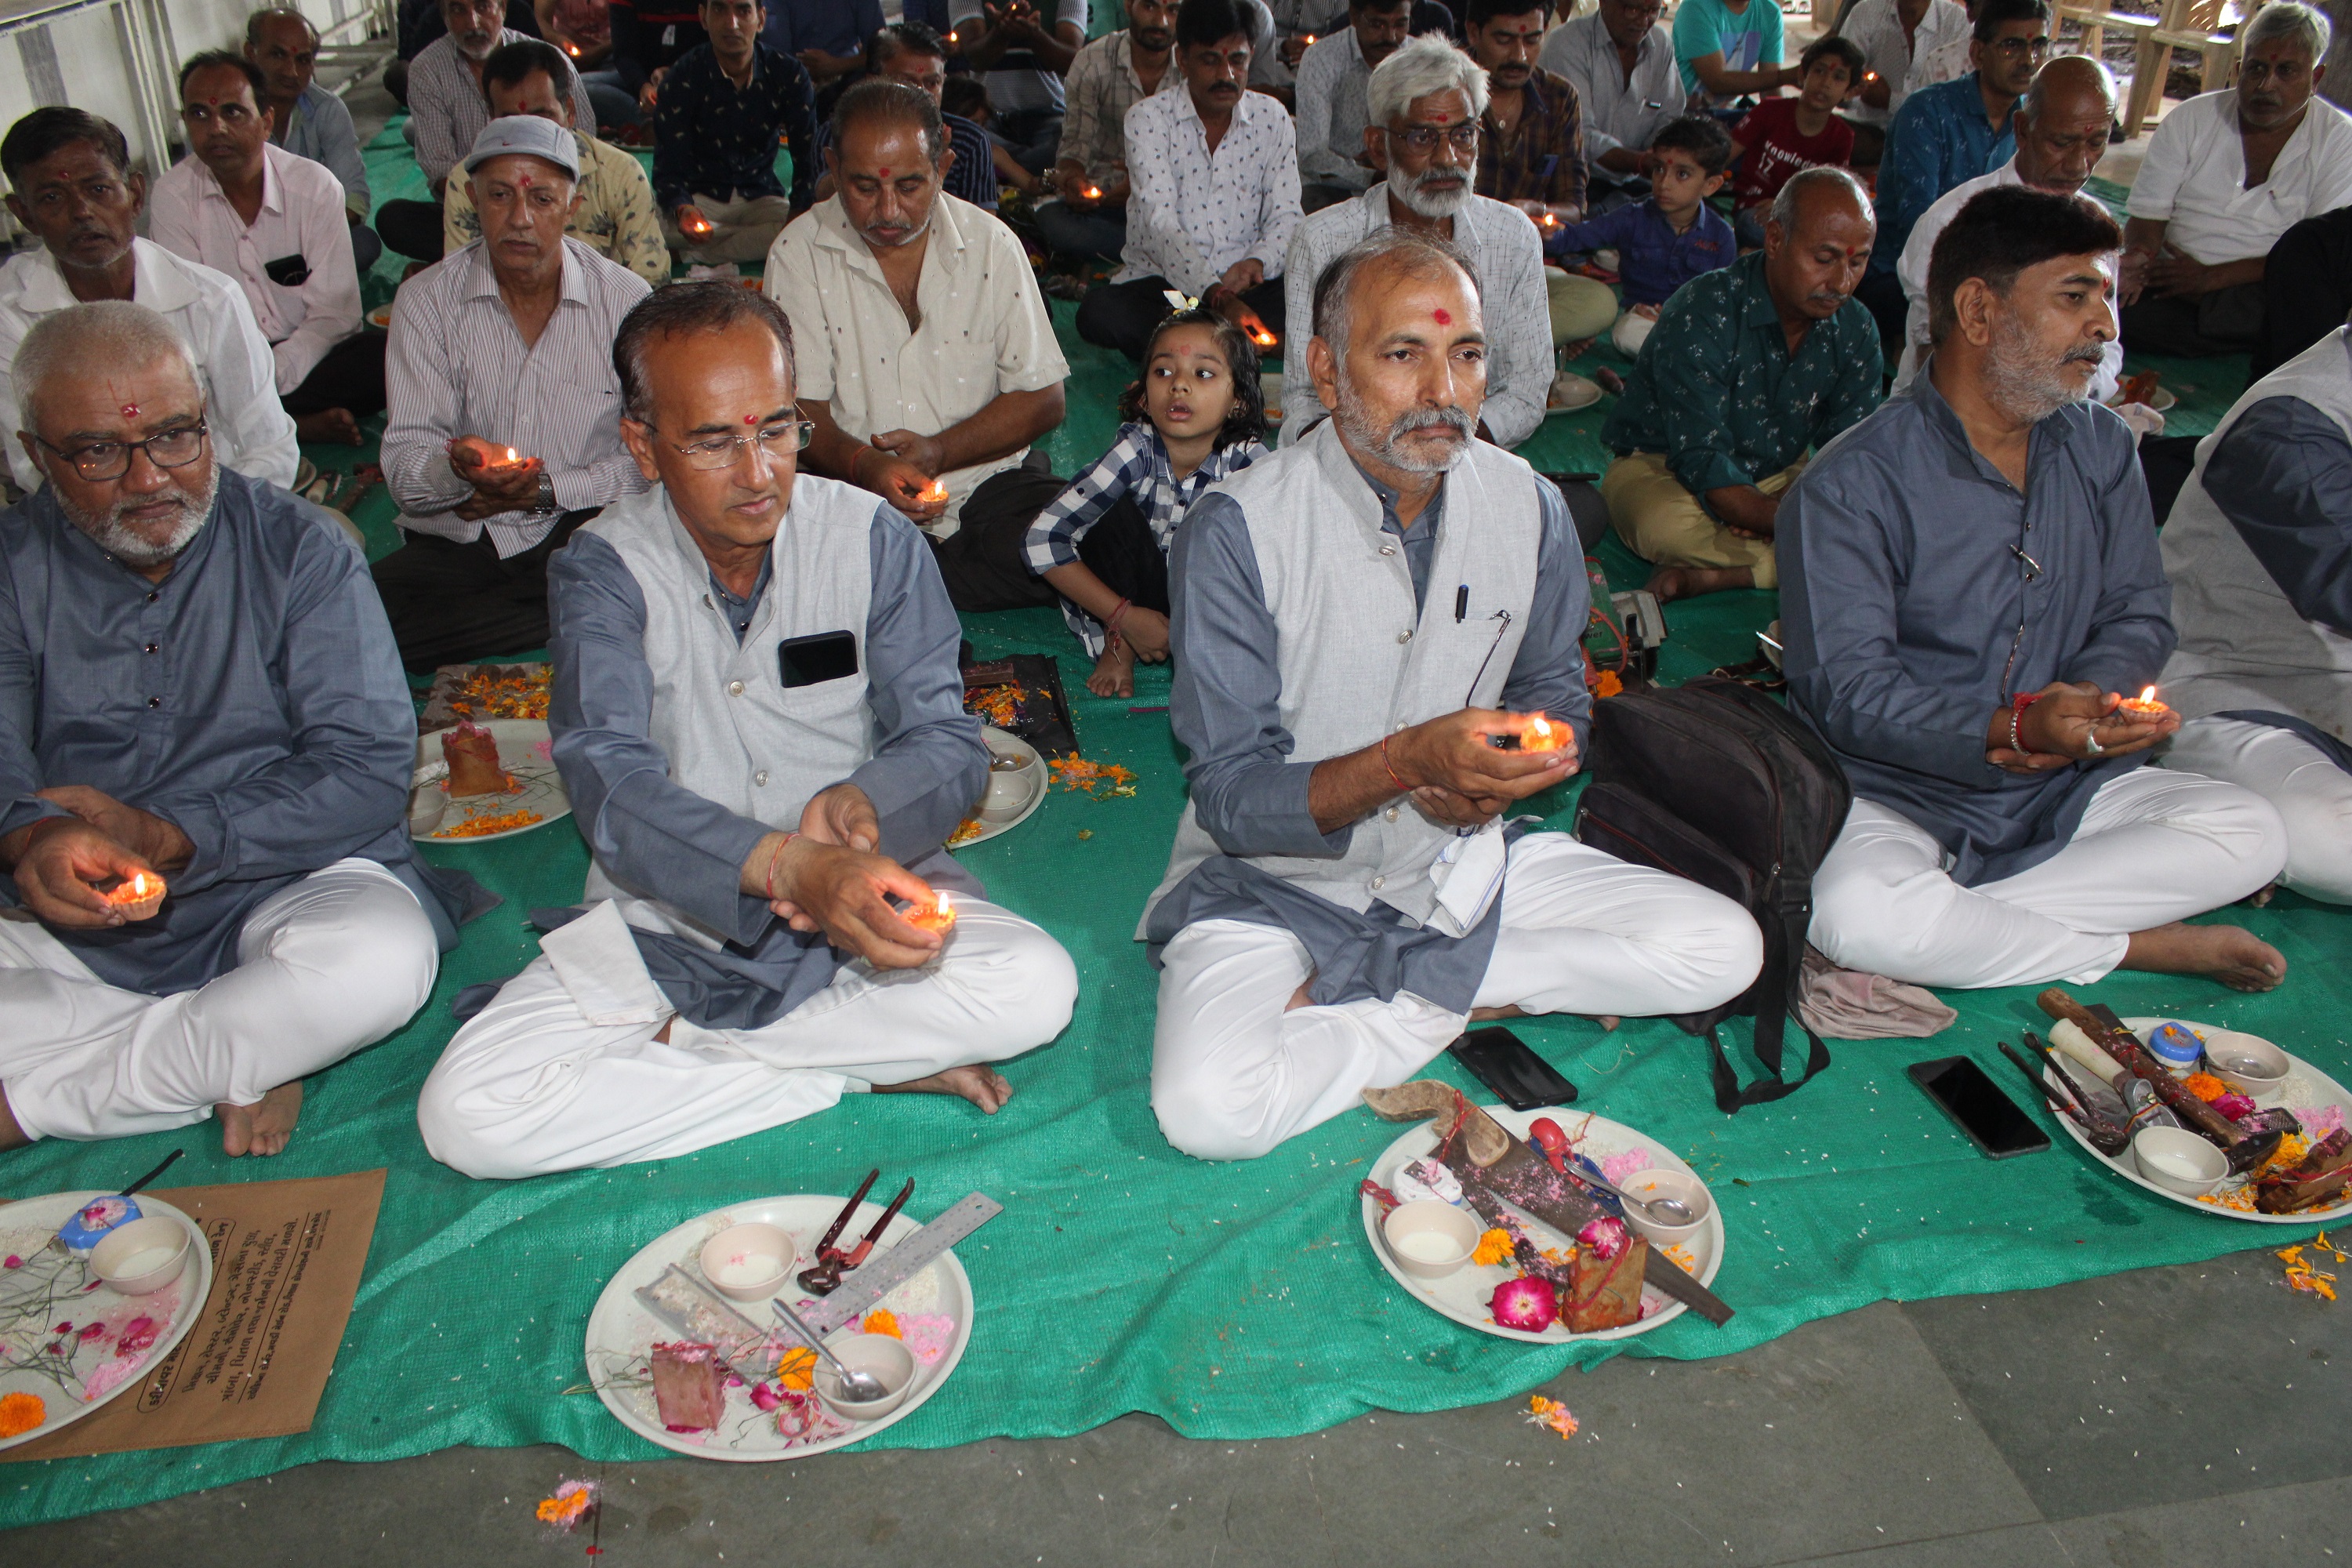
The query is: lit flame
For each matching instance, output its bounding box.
[920,478,949,504]
[1082,185,1102,199]
[2139,685,2158,704]
[946,28,958,43]
[1539,212,1559,227]
[1253,328,1276,347]
[905,890,957,933]
[564,41,580,54]
[105,870,164,906]
[503,446,518,464]
[1303,33,1316,44]
[1520,715,1566,752]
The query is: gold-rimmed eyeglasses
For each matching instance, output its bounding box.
[667,418,816,470]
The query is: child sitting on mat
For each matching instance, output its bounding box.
[1022,303,1269,697]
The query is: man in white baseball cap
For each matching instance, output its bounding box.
[372,115,654,670]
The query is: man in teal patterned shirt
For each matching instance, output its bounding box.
[1601,166,1883,601]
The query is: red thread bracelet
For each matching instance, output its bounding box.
[764,831,801,903]
[2009,691,2041,753]
[1380,735,1409,793]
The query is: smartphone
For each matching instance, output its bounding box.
[1449,1026,1578,1112]
[779,630,859,688]
[1907,1055,2051,1160]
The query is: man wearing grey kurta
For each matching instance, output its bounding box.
[1281,38,1551,450]
[419,285,1076,1179]
[2158,322,2352,903]
[1143,232,1761,1162]
[2,303,448,1158]
[1783,186,2288,993]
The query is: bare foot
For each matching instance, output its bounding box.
[873,1064,1014,1112]
[1468,1004,1524,1022]
[1647,564,1755,602]
[1085,640,1138,698]
[293,408,363,446]
[216,1081,303,1156]
[2121,921,2287,993]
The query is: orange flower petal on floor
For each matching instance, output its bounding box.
[1524,1394,1579,1439]
[1048,756,1138,799]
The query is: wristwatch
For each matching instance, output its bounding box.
[532,471,558,514]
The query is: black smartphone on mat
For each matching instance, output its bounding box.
[1907,1054,2051,1159]
[779,630,859,688]
[1449,1027,1578,1112]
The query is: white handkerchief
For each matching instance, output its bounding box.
[1427,822,1509,938]
[539,900,670,1026]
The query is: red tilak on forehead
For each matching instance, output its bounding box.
[121,404,140,417]
[878,167,893,178]
[1432,308,1452,325]
[745,412,758,423]
[517,173,535,187]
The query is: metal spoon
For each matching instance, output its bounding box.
[770,1297,888,1403]
[1571,1167,1697,1227]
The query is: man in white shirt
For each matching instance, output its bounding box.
[1835,0,1971,162]
[1296,0,1417,209]
[1282,34,1552,448]
[1539,0,1682,212]
[1894,56,2130,405]
[765,81,1069,610]
[1076,0,1301,360]
[2121,2,2352,356]
[152,53,380,452]
[0,109,299,495]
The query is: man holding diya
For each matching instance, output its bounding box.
[418,283,1076,1180]
[1142,229,1765,1163]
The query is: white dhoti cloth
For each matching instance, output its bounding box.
[1149,833,1766,1162]
[0,858,437,1142]
[1809,767,2287,989]
[2162,717,2352,904]
[416,898,1078,1179]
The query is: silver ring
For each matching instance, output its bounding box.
[2082,731,2105,757]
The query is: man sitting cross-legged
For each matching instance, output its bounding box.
[417,284,1077,1179]
[2157,314,2352,905]
[1143,231,1763,1162]
[1784,186,2289,993]
[1,303,450,1157]
[1601,165,1882,602]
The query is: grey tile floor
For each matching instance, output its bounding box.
[11,1242,2345,1566]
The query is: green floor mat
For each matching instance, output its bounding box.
[13,128,2337,1535]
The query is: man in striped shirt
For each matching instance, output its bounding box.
[373,117,653,670]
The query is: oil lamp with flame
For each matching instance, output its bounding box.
[104,869,165,915]
[2118,684,2171,719]
[903,891,956,934]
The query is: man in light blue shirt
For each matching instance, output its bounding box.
[247,9,382,271]
[1,303,452,1157]
[1671,0,1798,106]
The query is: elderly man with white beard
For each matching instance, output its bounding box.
[0,302,452,1159]
[1279,33,1552,450]
[1141,230,1763,1162]
[1781,187,2290,994]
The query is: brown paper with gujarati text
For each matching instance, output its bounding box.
[2,1168,385,1461]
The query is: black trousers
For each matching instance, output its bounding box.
[1076,274,1287,361]
[926,455,1068,612]
[1071,494,1170,618]
[377,197,445,263]
[2250,205,2352,381]
[2119,282,2267,358]
[369,508,597,672]
[281,332,389,418]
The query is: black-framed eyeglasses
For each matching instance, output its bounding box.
[667,417,816,470]
[34,421,209,482]
[1389,123,1481,151]
[1991,34,2053,55]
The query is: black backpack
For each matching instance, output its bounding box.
[1572,677,1853,1113]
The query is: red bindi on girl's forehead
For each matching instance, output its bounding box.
[1432,308,1452,325]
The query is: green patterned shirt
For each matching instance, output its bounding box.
[1602,250,1883,498]
[444,129,670,286]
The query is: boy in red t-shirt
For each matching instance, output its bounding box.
[1729,36,1864,247]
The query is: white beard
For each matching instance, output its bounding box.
[58,468,217,568]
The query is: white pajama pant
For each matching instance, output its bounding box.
[1809,767,2287,989]
[0,858,437,1142]
[416,898,1078,1180]
[2163,716,2352,904]
[1149,833,1766,1162]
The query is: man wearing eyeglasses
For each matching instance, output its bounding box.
[0,108,299,497]
[1857,0,2048,358]
[1076,0,1301,361]
[0,301,454,1160]
[417,282,1077,1178]
[1281,34,1551,449]
[373,117,652,672]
